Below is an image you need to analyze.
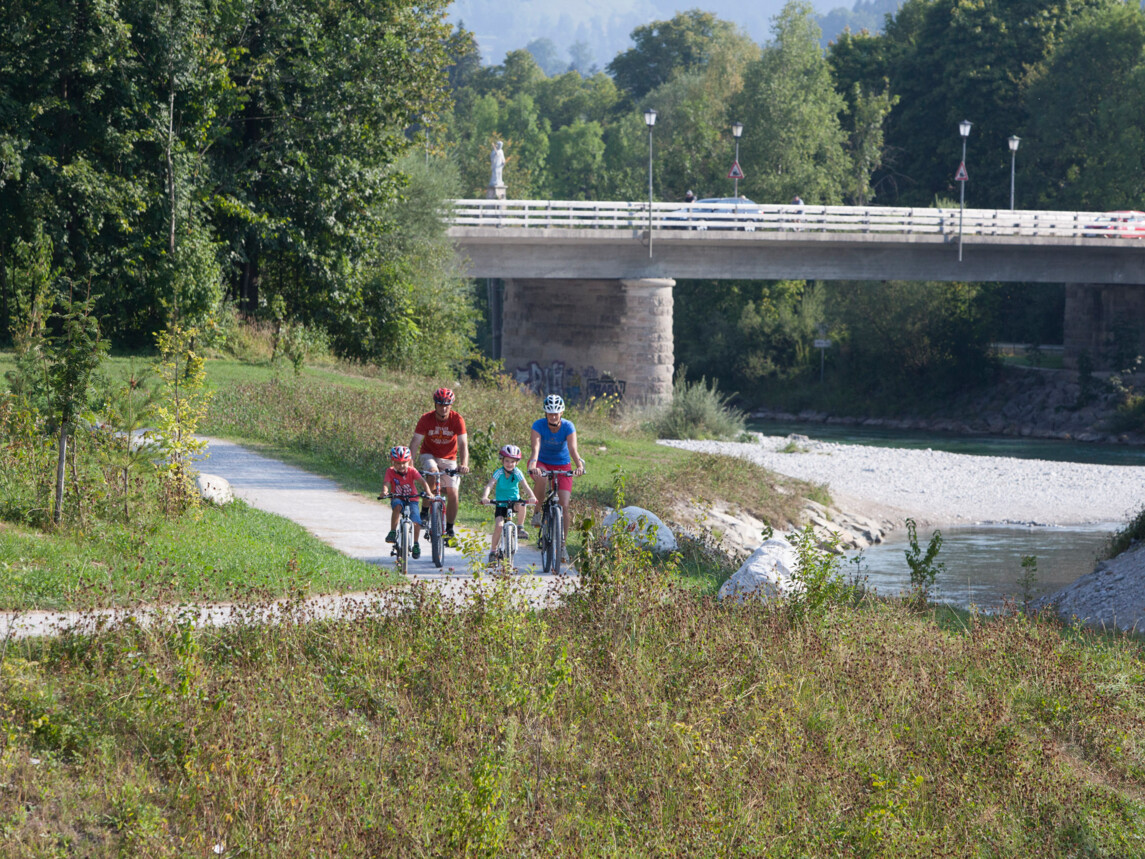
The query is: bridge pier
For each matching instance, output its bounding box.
[1063,283,1145,369]
[501,277,675,406]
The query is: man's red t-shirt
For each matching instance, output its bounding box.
[414,410,466,460]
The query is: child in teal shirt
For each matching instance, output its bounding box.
[479,444,538,563]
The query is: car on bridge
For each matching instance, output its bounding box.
[1083,210,1145,238]
[665,196,765,231]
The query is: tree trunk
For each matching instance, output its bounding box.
[53,421,68,524]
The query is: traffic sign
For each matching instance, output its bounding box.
[727,161,745,180]
[813,339,832,349]
[955,161,969,182]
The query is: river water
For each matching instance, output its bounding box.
[749,419,1133,610]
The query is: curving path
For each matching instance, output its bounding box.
[0,438,577,640]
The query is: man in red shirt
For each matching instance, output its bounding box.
[409,387,470,542]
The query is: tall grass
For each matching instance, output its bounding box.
[652,372,747,440]
[2,587,1143,855]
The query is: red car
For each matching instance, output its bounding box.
[1083,210,1145,238]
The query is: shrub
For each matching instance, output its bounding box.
[651,370,746,440]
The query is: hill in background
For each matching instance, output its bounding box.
[449,0,903,71]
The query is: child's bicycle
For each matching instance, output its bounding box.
[535,469,583,574]
[422,468,459,568]
[482,499,532,570]
[379,492,440,574]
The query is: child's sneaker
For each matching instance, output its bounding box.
[385,529,397,543]
[517,527,529,540]
[411,543,421,559]
[445,525,457,546]
[487,550,500,564]
[531,512,541,528]
[560,545,570,563]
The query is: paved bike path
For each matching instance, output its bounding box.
[0,438,576,640]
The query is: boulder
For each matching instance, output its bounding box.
[601,506,677,552]
[196,473,234,506]
[718,538,800,602]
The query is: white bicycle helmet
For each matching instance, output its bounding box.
[499,444,522,460]
[543,394,565,414]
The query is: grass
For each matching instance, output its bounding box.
[0,502,397,612]
[2,589,1144,855]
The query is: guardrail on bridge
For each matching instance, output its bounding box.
[448,199,1116,239]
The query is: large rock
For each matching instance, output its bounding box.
[196,473,234,506]
[1036,542,1145,631]
[718,537,800,602]
[601,506,678,552]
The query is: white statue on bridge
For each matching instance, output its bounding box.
[489,141,506,187]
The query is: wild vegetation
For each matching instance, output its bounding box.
[3,551,1145,855]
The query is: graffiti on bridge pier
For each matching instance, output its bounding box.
[514,360,627,406]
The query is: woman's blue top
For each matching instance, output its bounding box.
[532,417,575,465]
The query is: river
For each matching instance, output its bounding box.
[749,419,1132,610]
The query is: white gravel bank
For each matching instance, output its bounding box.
[660,435,1143,528]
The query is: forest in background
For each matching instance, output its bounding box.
[3,0,1145,407]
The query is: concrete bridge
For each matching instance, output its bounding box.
[448,200,1145,404]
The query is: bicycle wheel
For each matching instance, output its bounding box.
[501,522,515,570]
[399,518,413,574]
[548,506,563,575]
[430,502,445,568]
[539,509,553,573]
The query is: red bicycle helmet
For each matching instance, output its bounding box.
[390,445,412,463]
[499,444,522,460]
[433,387,455,405]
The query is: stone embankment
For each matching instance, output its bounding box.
[750,365,1145,446]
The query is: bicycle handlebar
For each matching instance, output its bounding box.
[481,498,534,506]
[378,492,444,502]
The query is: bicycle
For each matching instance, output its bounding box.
[534,469,583,574]
[481,498,532,570]
[422,468,459,568]
[379,492,439,574]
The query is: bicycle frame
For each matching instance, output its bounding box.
[422,469,456,568]
[534,469,578,574]
[493,499,530,569]
[381,492,440,574]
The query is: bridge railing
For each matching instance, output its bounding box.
[448,199,1109,239]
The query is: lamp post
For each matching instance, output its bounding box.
[644,108,657,258]
[958,119,971,262]
[731,121,743,202]
[1008,135,1020,211]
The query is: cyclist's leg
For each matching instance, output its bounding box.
[531,474,547,526]
[418,455,440,518]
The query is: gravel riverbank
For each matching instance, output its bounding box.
[661,435,1143,528]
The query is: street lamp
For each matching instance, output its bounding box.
[644,108,657,258]
[1008,135,1020,211]
[731,121,744,202]
[958,119,971,262]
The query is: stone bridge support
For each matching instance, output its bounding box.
[501,277,675,406]
[1063,283,1145,369]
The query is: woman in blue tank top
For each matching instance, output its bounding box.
[527,394,585,561]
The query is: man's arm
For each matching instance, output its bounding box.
[456,433,470,473]
[408,432,425,456]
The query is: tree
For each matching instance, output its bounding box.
[607,10,748,101]
[831,0,1117,206]
[732,2,852,204]
[549,120,607,199]
[1022,3,1145,209]
[46,294,109,524]
[526,38,565,77]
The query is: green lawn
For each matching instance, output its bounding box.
[0,502,397,612]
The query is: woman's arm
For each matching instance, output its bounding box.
[567,430,585,476]
[528,428,542,474]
